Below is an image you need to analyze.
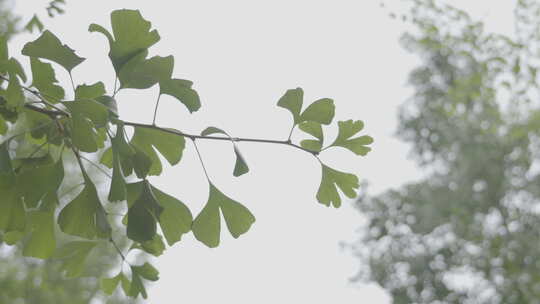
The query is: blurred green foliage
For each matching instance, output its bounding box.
[354,0,540,303]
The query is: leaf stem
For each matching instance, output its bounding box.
[287,124,296,142]
[68,72,76,95]
[151,94,161,125]
[192,139,211,182]
[109,237,127,262]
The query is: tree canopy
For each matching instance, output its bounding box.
[354,0,540,303]
[0,3,373,300]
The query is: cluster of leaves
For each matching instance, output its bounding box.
[353,0,540,303]
[0,8,372,300]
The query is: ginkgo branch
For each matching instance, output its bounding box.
[121,121,320,156]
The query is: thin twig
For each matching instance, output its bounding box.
[122,120,320,156]
[0,74,70,116]
[109,237,127,262]
[79,153,112,179]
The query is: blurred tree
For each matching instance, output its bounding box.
[353,0,540,303]
[0,2,135,303]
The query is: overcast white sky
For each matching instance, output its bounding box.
[11,1,514,303]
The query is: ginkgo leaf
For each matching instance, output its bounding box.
[330,120,373,156]
[299,121,324,152]
[132,234,166,257]
[126,181,192,246]
[75,82,106,100]
[22,30,85,72]
[300,139,323,152]
[132,262,159,281]
[299,98,335,125]
[0,190,26,233]
[277,87,303,124]
[233,146,249,177]
[58,178,111,239]
[160,78,201,113]
[130,126,185,176]
[22,211,56,259]
[119,55,173,89]
[1,73,24,109]
[108,127,127,202]
[6,58,27,83]
[16,158,64,208]
[127,180,164,242]
[101,272,125,295]
[53,241,97,277]
[192,184,255,247]
[25,14,44,33]
[129,263,159,299]
[201,126,229,137]
[64,99,109,126]
[69,113,99,152]
[89,9,160,73]
[299,121,323,141]
[30,57,64,103]
[191,197,220,248]
[316,165,359,208]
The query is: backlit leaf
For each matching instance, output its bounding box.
[330,120,373,156]
[160,78,201,113]
[316,165,359,208]
[127,180,163,242]
[300,98,335,125]
[53,241,97,277]
[277,87,303,124]
[75,82,106,100]
[23,211,56,259]
[30,57,64,103]
[22,30,85,72]
[192,184,255,247]
[119,55,173,89]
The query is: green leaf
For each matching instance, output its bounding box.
[126,181,191,246]
[192,184,255,247]
[277,87,303,124]
[200,126,229,137]
[22,211,56,259]
[30,57,65,103]
[160,78,201,113]
[299,121,323,152]
[151,185,192,246]
[16,158,64,208]
[64,99,109,126]
[129,268,148,299]
[127,180,164,242]
[53,241,97,277]
[300,139,322,152]
[0,190,26,233]
[89,9,160,73]
[299,121,323,141]
[108,127,127,202]
[330,120,373,156]
[233,146,249,177]
[6,58,27,83]
[119,55,173,89]
[101,272,124,295]
[132,262,159,281]
[75,82,106,100]
[316,165,359,208]
[21,30,85,72]
[25,14,44,33]
[69,113,99,152]
[96,95,119,118]
[130,126,185,176]
[300,98,335,125]
[191,195,220,248]
[133,234,166,257]
[58,178,111,239]
[0,73,24,109]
